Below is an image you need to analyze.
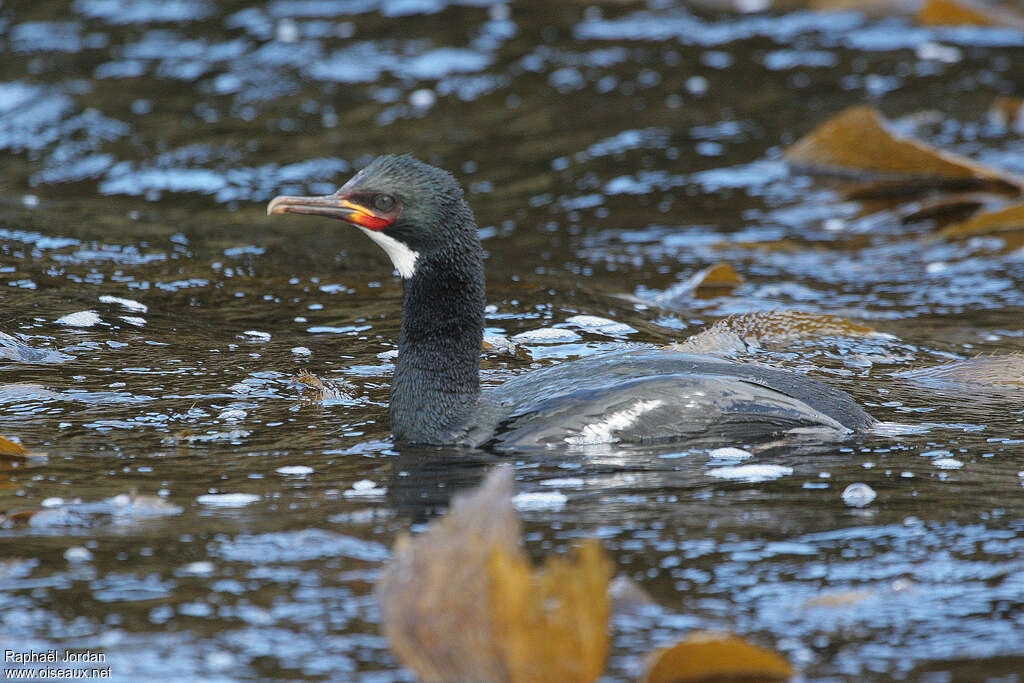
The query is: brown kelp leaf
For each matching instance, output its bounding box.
[0,436,29,457]
[691,262,743,299]
[784,106,1024,194]
[642,631,795,683]
[895,353,1024,388]
[490,538,612,683]
[917,0,1024,29]
[291,370,351,402]
[0,435,46,470]
[939,200,1024,239]
[655,262,744,306]
[377,467,521,683]
[667,310,877,355]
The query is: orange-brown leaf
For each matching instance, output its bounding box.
[0,436,28,457]
[656,262,744,306]
[917,0,1024,29]
[693,262,743,294]
[642,631,795,683]
[377,467,613,683]
[490,539,612,683]
[784,106,1024,193]
[376,467,521,683]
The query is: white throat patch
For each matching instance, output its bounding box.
[358,227,419,279]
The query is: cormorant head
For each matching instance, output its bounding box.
[268,154,476,279]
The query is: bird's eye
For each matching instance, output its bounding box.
[373,194,396,212]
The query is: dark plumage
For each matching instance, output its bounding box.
[269,155,876,449]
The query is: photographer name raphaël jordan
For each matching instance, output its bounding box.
[5,650,107,664]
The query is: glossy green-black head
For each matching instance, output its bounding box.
[268,154,476,278]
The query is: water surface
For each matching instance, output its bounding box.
[2,0,1024,679]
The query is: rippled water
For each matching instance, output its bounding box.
[2,0,1024,680]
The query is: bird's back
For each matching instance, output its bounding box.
[470,349,874,450]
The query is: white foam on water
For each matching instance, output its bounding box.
[513,491,568,511]
[197,493,260,507]
[276,465,314,475]
[99,295,147,312]
[708,464,793,482]
[56,310,101,327]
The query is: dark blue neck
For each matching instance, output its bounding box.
[389,240,486,444]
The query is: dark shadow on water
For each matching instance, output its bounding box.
[387,445,500,521]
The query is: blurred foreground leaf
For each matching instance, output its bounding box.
[377,468,518,683]
[491,539,611,683]
[642,631,795,683]
[784,106,1024,195]
[376,466,611,683]
[917,0,1024,28]
[667,310,877,355]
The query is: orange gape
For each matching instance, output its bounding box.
[340,198,394,230]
